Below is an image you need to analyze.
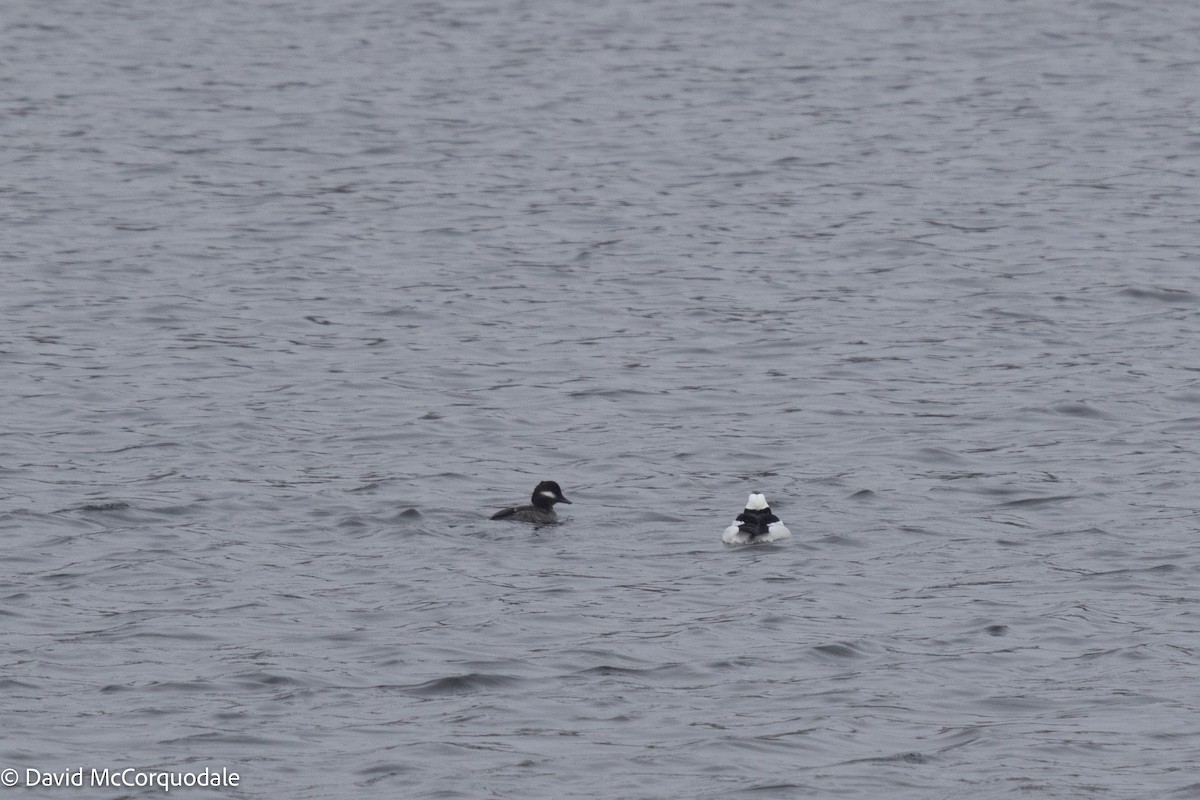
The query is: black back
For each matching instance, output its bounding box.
[735,507,780,538]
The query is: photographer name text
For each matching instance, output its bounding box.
[1,767,239,792]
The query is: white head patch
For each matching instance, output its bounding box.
[745,493,769,511]
[539,490,558,499]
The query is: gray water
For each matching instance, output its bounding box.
[3,0,1200,797]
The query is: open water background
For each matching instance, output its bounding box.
[4,0,1200,797]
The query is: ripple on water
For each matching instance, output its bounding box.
[404,674,525,697]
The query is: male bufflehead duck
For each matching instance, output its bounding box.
[722,492,791,545]
[490,480,572,524]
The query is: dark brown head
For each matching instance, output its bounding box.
[530,480,572,509]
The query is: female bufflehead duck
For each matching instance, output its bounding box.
[490,480,572,524]
[722,492,791,545]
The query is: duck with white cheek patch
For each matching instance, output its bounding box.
[490,480,573,525]
[722,492,791,545]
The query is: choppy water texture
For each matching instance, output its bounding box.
[4,1,1200,797]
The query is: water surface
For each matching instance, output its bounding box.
[4,0,1200,797]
